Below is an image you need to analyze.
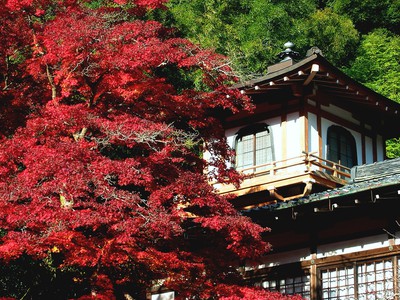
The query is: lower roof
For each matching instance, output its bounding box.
[243,157,400,214]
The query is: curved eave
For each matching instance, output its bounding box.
[232,54,400,137]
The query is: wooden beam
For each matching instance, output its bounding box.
[305,102,376,137]
[304,64,319,86]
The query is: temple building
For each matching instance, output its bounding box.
[212,43,400,300]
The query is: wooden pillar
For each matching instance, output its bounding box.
[309,222,319,300]
[281,110,287,160]
[310,261,318,300]
[301,100,309,153]
[393,253,398,300]
[317,103,323,158]
[361,123,366,164]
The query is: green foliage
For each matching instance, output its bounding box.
[386,138,400,159]
[168,0,360,73]
[344,29,400,158]
[7,50,26,65]
[168,0,318,74]
[328,0,400,33]
[232,0,316,73]
[84,0,122,9]
[302,8,359,66]
[84,0,109,9]
[345,29,400,103]
[167,0,241,54]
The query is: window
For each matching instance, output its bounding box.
[255,263,311,299]
[321,265,356,299]
[327,125,357,168]
[254,256,398,300]
[260,275,311,299]
[357,259,394,300]
[235,123,274,171]
[320,258,395,300]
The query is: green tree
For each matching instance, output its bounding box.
[168,0,318,75]
[386,139,400,159]
[345,29,400,103]
[168,1,363,74]
[232,0,317,74]
[301,8,359,66]
[344,29,400,158]
[328,0,400,34]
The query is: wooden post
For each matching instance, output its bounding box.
[332,163,337,177]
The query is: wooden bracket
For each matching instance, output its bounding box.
[304,64,319,86]
[267,186,285,201]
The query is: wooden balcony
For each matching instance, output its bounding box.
[213,152,351,209]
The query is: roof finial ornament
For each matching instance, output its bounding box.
[306,46,323,57]
[277,41,300,62]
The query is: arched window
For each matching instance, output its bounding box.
[327,125,357,168]
[235,123,274,171]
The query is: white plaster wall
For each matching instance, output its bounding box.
[321,104,360,125]
[269,117,283,162]
[286,112,302,158]
[316,234,395,259]
[252,234,399,269]
[255,248,311,268]
[308,112,319,154]
[225,127,237,151]
[317,103,391,164]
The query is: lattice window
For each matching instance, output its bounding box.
[321,265,355,299]
[357,259,394,300]
[327,125,357,168]
[280,275,311,298]
[235,123,273,172]
[320,258,396,300]
[259,274,311,299]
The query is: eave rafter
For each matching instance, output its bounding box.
[240,70,309,94]
[313,74,399,115]
[237,57,400,116]
[303,64,319,85]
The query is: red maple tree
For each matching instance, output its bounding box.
[0,1,303,299]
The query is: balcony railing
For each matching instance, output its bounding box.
[236,152,351,179]
[214,152,351,202]
[303,152,352,179]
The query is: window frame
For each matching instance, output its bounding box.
[254,252,400,300]
[319,256,397,300]
[234,123,274,172]
[327,125,358,168]
[254,262,311,299]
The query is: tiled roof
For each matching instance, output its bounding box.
[243,158,400,213]
[351,157,400,182]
